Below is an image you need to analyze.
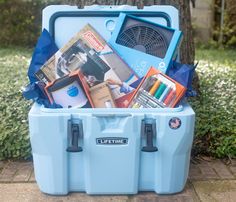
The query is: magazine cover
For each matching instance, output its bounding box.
[36,24,138,101]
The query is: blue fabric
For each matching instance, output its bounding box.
[22,82,62,108]
[37,99,63,109]
[167,61,197,97]
[24,29,60,108]
[28,29,58,83]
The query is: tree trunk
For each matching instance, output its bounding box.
[225,0,236,46]
[64,0,195,64]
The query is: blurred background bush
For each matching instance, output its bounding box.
[1,0,235,48]
[0,0,42,47]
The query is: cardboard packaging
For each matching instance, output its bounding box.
[129,67,186,108]
[89,82,116,108]
[44,70,93,108]
[36,24,138,107]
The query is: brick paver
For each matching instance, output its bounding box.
[228,159,236,177]
[0,161,5,174]
[189,164,202,180]
[212,160,234,179]
[193,162,219,180]
[190,159,236,181]
[29,170,36,182]
[0,161,5,169]
[129,182,199,202]
[12,162,33,182]
[0,159,235,183]
[0,162,19,182]
[0,161,33,182]
[192,180,236,202]
[0,159,235,201]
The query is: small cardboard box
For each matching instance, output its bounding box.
[44,70,94,108]
[89,82,116,108]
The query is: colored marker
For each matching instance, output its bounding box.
[140,99,156,108]
[158,85,171,102]
[136,93,153,108]
[147,99,161,108]
[154,83,166,99]
[139,92,150,101]
[138,94,148,102]
[149,79,161,95]
[135,98,147,108]
[143,91,164,108]
[163,89,176,106]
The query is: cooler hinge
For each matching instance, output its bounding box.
[141,119,158,152]
[66,119,83,152]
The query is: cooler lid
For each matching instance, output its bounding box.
[42,5,180,48]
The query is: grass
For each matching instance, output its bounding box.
[0,47,235,159]
[190,48,236,158]
[195,48,236,67]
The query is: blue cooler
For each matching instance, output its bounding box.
[29,5,195,195]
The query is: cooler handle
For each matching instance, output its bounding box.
[141,119,158,152]
[66,120,83,152]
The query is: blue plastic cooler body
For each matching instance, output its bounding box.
[28,5,195,195]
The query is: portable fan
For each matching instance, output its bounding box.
[109,13,182,77]
[116,23,173,59]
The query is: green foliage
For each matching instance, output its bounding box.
[0,47,32,160]
[0,0,80,47]
[189,48,236,158]
[0,0,44,47]
[213,0,236,48]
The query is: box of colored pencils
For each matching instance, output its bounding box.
[129,67,186,108]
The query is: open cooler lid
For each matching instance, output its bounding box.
[42,5,180,49]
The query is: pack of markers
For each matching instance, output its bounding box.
[129,67,186,108]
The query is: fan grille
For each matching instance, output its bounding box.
[116,25,169,59]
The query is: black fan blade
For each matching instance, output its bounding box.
[116,21,172,58]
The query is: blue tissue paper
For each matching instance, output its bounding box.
[27,29,58,83]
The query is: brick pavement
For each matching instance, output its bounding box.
[1,159,235,183]
[0,159,235,202]
[0,161,34,182]
[189,159,236,181]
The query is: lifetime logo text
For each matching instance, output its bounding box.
[96,137,128,145]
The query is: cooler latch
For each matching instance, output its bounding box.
[141,119,158,152]
[66,119,83,152]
